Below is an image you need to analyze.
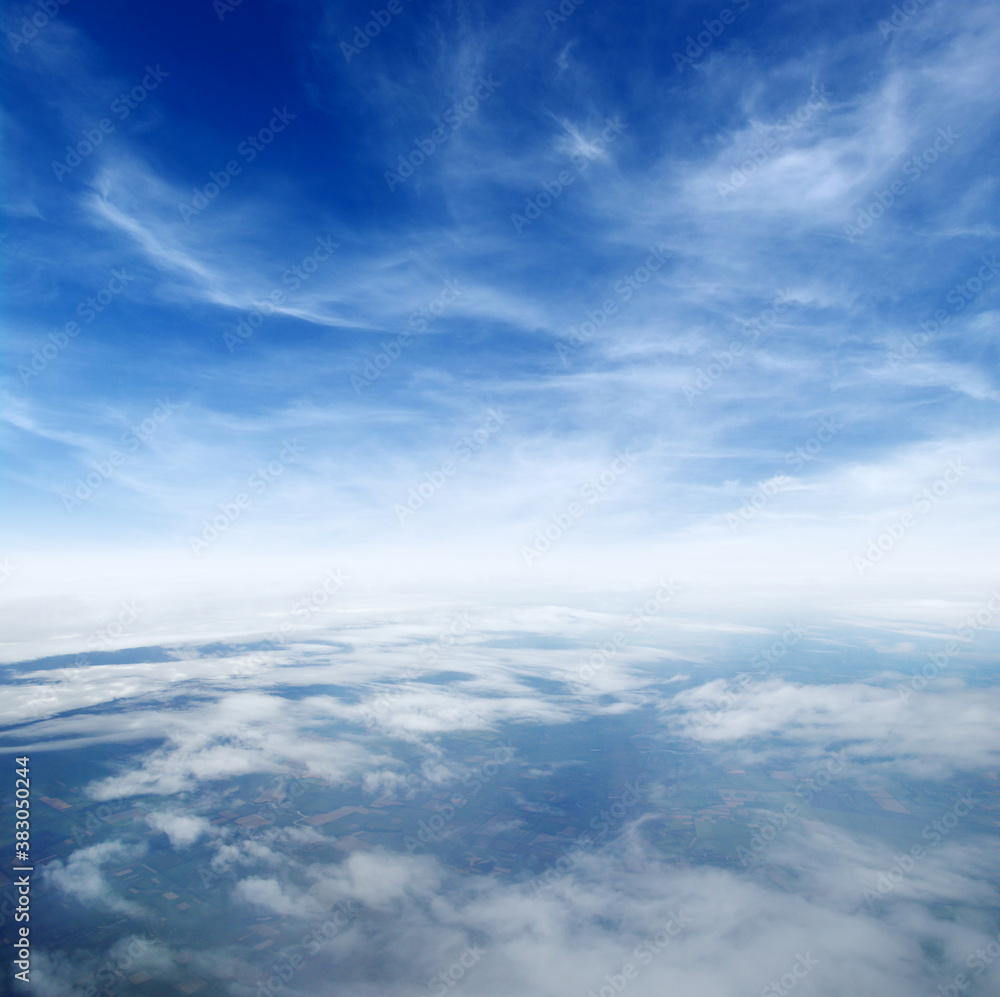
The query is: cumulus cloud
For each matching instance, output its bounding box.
[212,828,1000,997]
[81,691,399,798]
[664,677,1000,776]
[232,876,328,919]
[41,840,149,917]
[144,811,214,848]
[12,621,1000,997]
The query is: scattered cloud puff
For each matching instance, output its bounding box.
[665,677,1000,776]
[189,829,1000,997]
[143,810,214,848]
[41,839,149,917]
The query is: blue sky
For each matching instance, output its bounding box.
[2,0,999,647]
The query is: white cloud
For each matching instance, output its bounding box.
[42,840,148,917]
[144,811,213,848]
[666,677,1000,776]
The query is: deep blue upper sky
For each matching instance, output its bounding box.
[2,0,998,612]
